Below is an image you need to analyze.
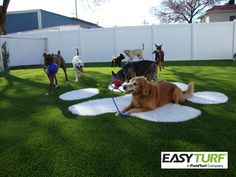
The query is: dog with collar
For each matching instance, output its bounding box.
[43,51,68,95]
[124,43,145,63]
[72,48,84,82]
[112,60,158,84]
[152,44,164,71]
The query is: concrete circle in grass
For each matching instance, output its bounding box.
[171,82,188,92]
[187,91,228,104]
[59,88,99,101]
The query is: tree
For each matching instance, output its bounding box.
[156,0,223,24]
[0,0,10,35]
[85,0,108,7]
[75,0,108,18]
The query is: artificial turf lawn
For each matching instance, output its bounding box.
[0,60,236,177]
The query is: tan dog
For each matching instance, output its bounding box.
[119,77,194,115]
[124,43,145,63]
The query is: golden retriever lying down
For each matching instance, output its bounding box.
[118,77,194,115]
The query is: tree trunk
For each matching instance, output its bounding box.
[0,0,10,35]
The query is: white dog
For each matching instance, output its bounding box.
[72,48,84,82]
[124,43,145,63]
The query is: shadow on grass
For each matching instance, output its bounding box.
[0,64,236,177]
[0,70,116,120]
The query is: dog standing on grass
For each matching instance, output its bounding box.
[43,51,68,95]
[111,53,125,67]
[118,77,194,115]
[124,43,145,63]
[72,48,84,82]
[112,60,158,84]
[152,44,164,71]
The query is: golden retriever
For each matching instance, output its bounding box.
[119,77,194,115]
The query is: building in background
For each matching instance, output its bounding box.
[6,9,101,34]
[199,3,236,23]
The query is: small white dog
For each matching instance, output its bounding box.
[72,48,84,82]
[124,43,145,63]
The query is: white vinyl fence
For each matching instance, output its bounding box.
[0,21,236,66]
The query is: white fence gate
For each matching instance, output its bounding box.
[1,21,236,66]
[0,37,47,67]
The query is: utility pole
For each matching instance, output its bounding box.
[75,0,78,18]
[142,20,149,26]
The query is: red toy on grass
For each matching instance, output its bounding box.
[112,78,122,88]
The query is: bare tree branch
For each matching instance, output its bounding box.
[155,0,225,24]
[84,0,109,9]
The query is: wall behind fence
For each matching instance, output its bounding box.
[1,21,236,66]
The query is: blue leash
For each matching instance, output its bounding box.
[110,85,127,117]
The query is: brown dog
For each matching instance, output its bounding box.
[43,51,68,95]
[111,53,125,67]
[152,44,164,71]
[119,77,194,115]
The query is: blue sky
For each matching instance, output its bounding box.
[7,0,161,27]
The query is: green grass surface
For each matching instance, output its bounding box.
[0,60,236,177]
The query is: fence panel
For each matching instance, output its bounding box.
[155,24,192,61]
[1,37,46,66]
[2,21,235,66]
[79,28,115,62]
[193,22,234,60]
[47,30,80,63]
[116,26,153,60]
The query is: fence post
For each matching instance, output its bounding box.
[78,28,83,59]
[44,37,48,53]
[232,21,236,58]
[151,24,157,61]
[113,26,118,55]
[191,23,195,61]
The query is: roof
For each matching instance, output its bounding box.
[70,17,101,27]
[207,4,236,12]
[7,9,101,28]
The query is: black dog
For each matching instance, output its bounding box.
[112,60,158,84]
[111,53,125,67]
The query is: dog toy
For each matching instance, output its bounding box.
[45,63,58,75]
[112,78,122,88]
